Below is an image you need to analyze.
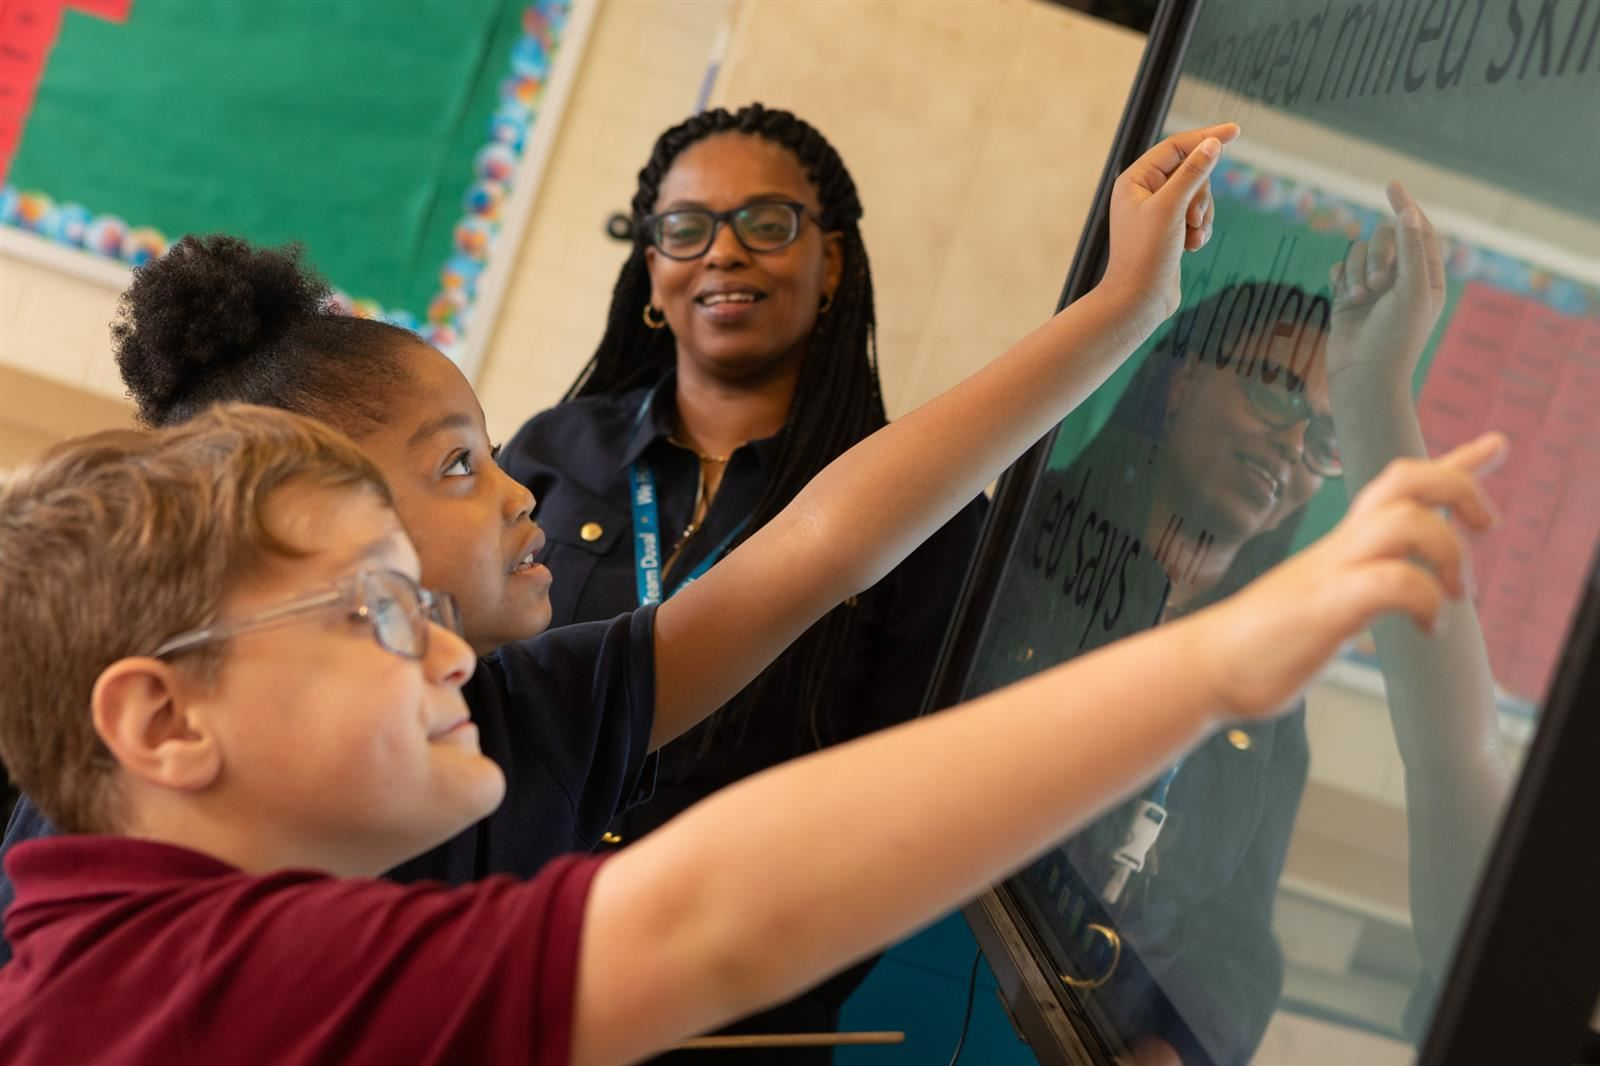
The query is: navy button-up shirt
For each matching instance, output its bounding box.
[502,375,987,839]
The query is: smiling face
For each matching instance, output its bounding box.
[357,344,550,654]
[1162,329,1331,545]
[198,481,503,876]
[645,133,843,386]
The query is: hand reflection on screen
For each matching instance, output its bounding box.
[1038,185,1513,1063]
[1325,182,1512,998]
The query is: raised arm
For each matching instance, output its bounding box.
[647,123,1239,749]
[1325,183,1513,980]
[573,434,1505,1066]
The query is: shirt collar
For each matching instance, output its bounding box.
[617,375,679,473]
[4,836,243,946]
[616,373,787,473]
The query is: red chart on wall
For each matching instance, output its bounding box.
[1418,281,1600,705]
[0,0,131,184]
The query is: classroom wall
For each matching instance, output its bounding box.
[0,0,1143,466]
[470,0,736,437]
[0,0,739,468]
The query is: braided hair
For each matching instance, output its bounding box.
[570,103,888,754]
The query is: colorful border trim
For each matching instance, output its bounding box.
[1214,157,1600,319]
[0,0,571,362]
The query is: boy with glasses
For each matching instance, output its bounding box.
[0,390,1502,1066]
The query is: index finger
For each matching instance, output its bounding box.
[1132,123,1242,185]
[1387,180,1445,293]
[1355,433,1507,530]
[1355,462,1498,534]
[1438,430,1509,477]
[1385,181,1430,232]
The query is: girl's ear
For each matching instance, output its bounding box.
[92,658,223,793]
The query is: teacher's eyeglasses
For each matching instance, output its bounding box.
[643,200,822,260]
[150,567,462,661]
[1242,374,1342,478]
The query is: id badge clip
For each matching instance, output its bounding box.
[1102,798,1167,904]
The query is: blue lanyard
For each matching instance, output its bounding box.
[627,391,750,606]
[1148,761,1182,807]
[628,459,748,605]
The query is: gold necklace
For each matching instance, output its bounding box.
[662,464,713,581]
[667,433,731,464]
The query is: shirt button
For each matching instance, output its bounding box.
[1226,729,1253,752]
[580,521,604,542]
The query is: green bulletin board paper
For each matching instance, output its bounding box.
[9,0,522,313]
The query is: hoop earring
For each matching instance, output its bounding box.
[642,303,666,329]
[818,292,834,315]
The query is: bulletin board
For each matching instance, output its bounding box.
[0,0,592,376]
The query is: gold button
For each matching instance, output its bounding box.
[600,831,623,845]
[1226,729,1253,751]
[580,521,603,542]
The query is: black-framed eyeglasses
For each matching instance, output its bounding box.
[642,200,822,260]
[150,568,462,662]
[1242,374,1342,478]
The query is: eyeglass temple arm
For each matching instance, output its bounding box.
[151,588,348,658]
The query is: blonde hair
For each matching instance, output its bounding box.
[0,404,392,833]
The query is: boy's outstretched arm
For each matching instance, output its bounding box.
[649,123,1239,749]
[575,435,1504,1066]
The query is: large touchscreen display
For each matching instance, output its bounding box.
[961,3,1600,1062]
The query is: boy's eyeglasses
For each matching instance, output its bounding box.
[150,568,462,662]
[1241,374,1342,478]
[642,200,821,260]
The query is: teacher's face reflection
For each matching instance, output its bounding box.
[1162,330,1330,545]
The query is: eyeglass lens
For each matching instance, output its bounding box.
[1245,377,1342,476]
[360,570,462,659]
[652,202,801,259]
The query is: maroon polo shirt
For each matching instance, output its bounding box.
[0,836,606,1065]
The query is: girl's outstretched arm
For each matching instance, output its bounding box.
[576,433,1504,1066]
[650,123,1239,748]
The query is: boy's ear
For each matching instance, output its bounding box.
[92,658,222,793]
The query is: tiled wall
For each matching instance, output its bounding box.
[0,247,132,458]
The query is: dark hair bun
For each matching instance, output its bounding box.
[113,235,331,421]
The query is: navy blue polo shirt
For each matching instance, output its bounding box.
[0,607,658,965]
